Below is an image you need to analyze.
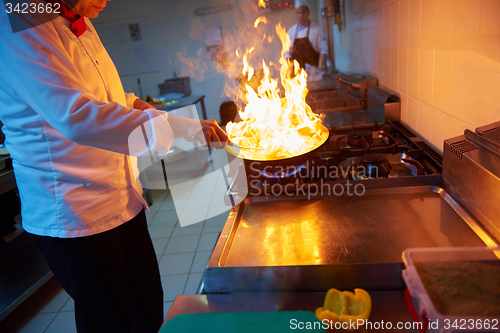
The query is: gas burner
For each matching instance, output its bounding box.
[226,121,444,203]
[257,162,308,179]
[359,153,392,178]
[244,162,305,189]
[332,128,398,158]
[347,130,374,146]
[337,152,427,180]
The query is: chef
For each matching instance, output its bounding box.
[285,5,329,70]
[0,0,227,332]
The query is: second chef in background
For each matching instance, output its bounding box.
[285,5,329,70]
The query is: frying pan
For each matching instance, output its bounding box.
[226,124,330,173]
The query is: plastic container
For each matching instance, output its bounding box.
[402,247,500,333]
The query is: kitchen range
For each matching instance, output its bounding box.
[164,74,500,331]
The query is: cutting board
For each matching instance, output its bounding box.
[159,311,325,333]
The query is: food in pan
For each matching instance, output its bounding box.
[315,288,372,331]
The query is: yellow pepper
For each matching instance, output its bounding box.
[315,288,372,331]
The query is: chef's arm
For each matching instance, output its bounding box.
[132,99,228,148]
[0,25,178,156]
[126,92,140,108]
[171,116,229,149]
[317,27,329,71]
[319,53,328,71]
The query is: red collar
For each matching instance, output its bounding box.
[50,0,87,37]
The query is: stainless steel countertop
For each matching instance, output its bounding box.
[221,188,485,267]
[204,180,497,293]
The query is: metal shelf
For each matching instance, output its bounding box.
[0,231,52,321]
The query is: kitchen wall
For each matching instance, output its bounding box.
[93,0,301,120]
[332,0,500,151]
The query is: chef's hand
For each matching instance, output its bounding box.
[193,120,230,149]
[134,98,155,111]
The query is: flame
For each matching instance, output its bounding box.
[254,16,267,28]
[226,24,327,161]
[258,0,266,8]
[242,54,254,81]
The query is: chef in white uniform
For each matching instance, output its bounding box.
[284,5,329,71]
[0,0,227,332]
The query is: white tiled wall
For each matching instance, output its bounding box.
[333,0,500,151]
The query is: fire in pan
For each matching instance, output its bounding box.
[226,124,330,175]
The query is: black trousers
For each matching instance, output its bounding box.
[0,189,21,236]
[31,209,163,333]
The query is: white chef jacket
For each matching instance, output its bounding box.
[284,22,329,59]
[0,10,186,237]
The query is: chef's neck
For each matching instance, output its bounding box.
[298,20,310,28]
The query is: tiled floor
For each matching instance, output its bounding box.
[0,189,228,333]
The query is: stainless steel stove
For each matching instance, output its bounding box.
[224,120,443,203]
[223,78,444,204]
[204,81,499,297]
